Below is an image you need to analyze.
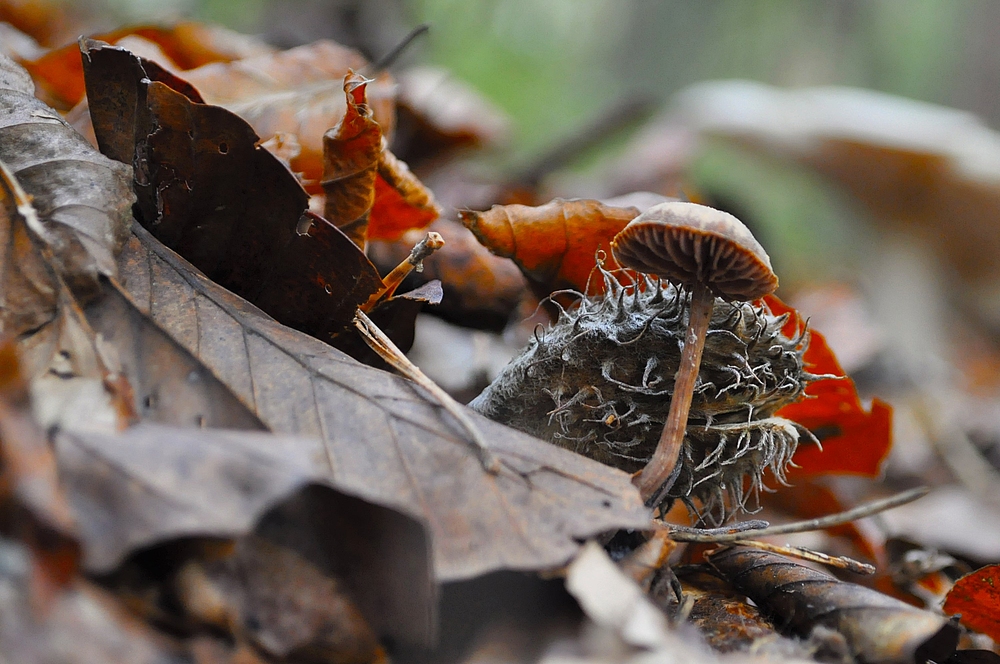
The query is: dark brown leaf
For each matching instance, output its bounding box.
[0,53,134,302]
[82,40,386,340]
[56,422,434,649]
[710,546,960,664]
[117,221,651,581]
[678,569,781,653]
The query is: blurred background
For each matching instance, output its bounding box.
[17,0,1000,557]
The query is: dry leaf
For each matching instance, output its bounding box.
[0,53,134,301]
[83,41,387,341]
[459,194,670,296]
[943,564,1000,642]
[55,422,434,649]
[0,536,184,664]
[322,71,381,248]
[709,546,959,664]
[678,569,786,654]
[117,221,651,581]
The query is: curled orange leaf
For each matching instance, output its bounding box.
[458,197,642,295]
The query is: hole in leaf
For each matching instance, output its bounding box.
[218,142,229,154]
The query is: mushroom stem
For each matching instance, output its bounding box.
[635,280,715,503]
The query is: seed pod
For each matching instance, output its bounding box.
[470,264,815,523]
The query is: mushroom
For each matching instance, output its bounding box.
[610,201,778,505]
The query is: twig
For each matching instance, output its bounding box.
[710,540,876,575]
[665,486,928,543]
[367,24,430,73]
[353,309,501,474]
[361,231,444,311]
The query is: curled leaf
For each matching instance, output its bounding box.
[0,53,134,301]
[322,71,381,249]
[322,72,441,248]
[459,194,669,295]
[710,546,959,664]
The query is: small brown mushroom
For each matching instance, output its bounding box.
[610,201,778,505]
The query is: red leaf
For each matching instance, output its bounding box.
[943,564,1000,640]
[765,295,893,478]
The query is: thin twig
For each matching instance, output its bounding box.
[367,24,430,73]
[361,231,444,311]
[711,540,876,575]
[665,486,928,543]
[353,309,501,474]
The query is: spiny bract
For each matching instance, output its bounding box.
[470,266,819,524]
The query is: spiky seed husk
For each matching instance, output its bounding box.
[469,266,818,524]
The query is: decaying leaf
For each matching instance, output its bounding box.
[322,71,440,248]
[55,422,434,649]
[0,536,184,664]
[459,193,669,296]
[82,41,388,341]
[83,280,267,430]
[322,71,381,248]
[175,535,384,662]
[117,221,652,581]
[0,53,134,301]
[767,295,894,478]
[942,564,1000,642]
[709,546,959,664]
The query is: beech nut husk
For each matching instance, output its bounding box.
[469,265,819,524]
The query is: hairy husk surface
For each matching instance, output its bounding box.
[470,267,817,524]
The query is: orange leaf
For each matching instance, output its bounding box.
[459,198,641,295]
[943,564,1000,640]
[24,22,274,109]
[321,71,381,248]
[766,295,892,478]
[322,72,439,249]
[370,150,440,241]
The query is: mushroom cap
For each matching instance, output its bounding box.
[611,201,777,300]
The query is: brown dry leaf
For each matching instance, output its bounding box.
[82,41,386,341]
[0,535,184,664]
[460,193,670,296]
[678,569,785,654]
[368,217,530,331]
[175,535,383,662]
[709,546,960,664]
[320,71,440,247]
[0,53,134,301]
[23,22,275,110]
[322,70,381,248]
[82,280,267,430]
[55,422,434,649]
[117,221,651,581]
[182,40,393,187]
